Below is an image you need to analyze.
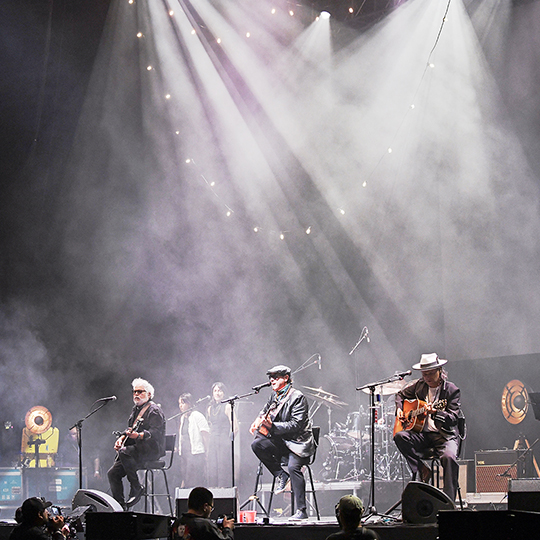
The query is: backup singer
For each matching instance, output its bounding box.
[178,393,210,488]
[250,365,315,520]
[107,378,166,509]
[206,382,237,487]
[393,353,462,501]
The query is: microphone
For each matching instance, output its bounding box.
[317,354,322,370]
[395,370,412,379]
[97,396,117,402]
[364,327,370,343]
[252,381,272,392]
[195,395,211,404]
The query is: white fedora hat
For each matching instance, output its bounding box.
[412,353,447,371]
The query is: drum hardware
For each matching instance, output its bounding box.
[305,387,348,433]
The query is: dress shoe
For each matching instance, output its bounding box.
[274,472,290,494]
[289,509,308,520]
[126,485,144,508]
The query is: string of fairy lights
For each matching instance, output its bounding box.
[130,0,452,242]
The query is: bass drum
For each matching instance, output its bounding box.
[316,434,357,482]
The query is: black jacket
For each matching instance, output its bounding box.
[174,513,233,540]
[260,388,315,458]
[395,378,461,437]
[124,401,166,460]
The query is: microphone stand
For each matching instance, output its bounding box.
[227,386,271,518]
[69,400,113,490]
[498,437,539,480]
[356,372,408,522]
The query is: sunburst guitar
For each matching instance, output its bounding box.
[393,399,447,436]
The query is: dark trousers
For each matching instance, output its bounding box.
[394,430,459,501]
[107,446,142,505]
[251,435,309,511]
[180,452,207,488]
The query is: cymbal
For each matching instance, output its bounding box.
[305,391,347,408]
[302,385,339,398]
[361,379,409,396]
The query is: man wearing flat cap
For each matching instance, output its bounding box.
[325,495,379,540]
[393,353,463,501]
[249,365,315,520]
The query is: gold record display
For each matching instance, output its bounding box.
[25,406,53,434]
[21,406,59,467]
[501,379,529,425]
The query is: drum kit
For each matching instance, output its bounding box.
[304,381,408,483]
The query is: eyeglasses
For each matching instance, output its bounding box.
[269,375,285,380]
[133,389,146,395]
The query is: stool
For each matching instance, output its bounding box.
[267,427,320,520]
[140,434,176,515]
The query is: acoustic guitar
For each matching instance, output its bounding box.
[393,398,447,436]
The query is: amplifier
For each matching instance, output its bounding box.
[475,450,524,493]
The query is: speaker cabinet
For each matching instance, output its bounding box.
[401,481,455,524]
[508,478,540,511]
[175,487,238,519]
[72,489,124,512]
[85,512,172,540]
[439,509,540,540]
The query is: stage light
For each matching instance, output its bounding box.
[306,226,311,234]
[320,11,331,19]
[136,32,143,38]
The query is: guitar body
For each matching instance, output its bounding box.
[257,417,273,437]
[393,399,447,437]
[117,417,144,450]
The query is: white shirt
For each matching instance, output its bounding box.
[178,411,209,455]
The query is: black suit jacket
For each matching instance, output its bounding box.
[395,378,461,437]
[260,388,315,458]
[125,401,166,460]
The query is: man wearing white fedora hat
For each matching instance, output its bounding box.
[393,353,462,501]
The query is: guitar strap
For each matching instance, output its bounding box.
[268,386,294,420]
[132,402,152,430]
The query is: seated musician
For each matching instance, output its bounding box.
[393,353,461,501]
[249,365,315,520]
[107,378,166,510]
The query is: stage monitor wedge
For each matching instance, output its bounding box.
[72,489,124,513]
[401,481,455,524]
